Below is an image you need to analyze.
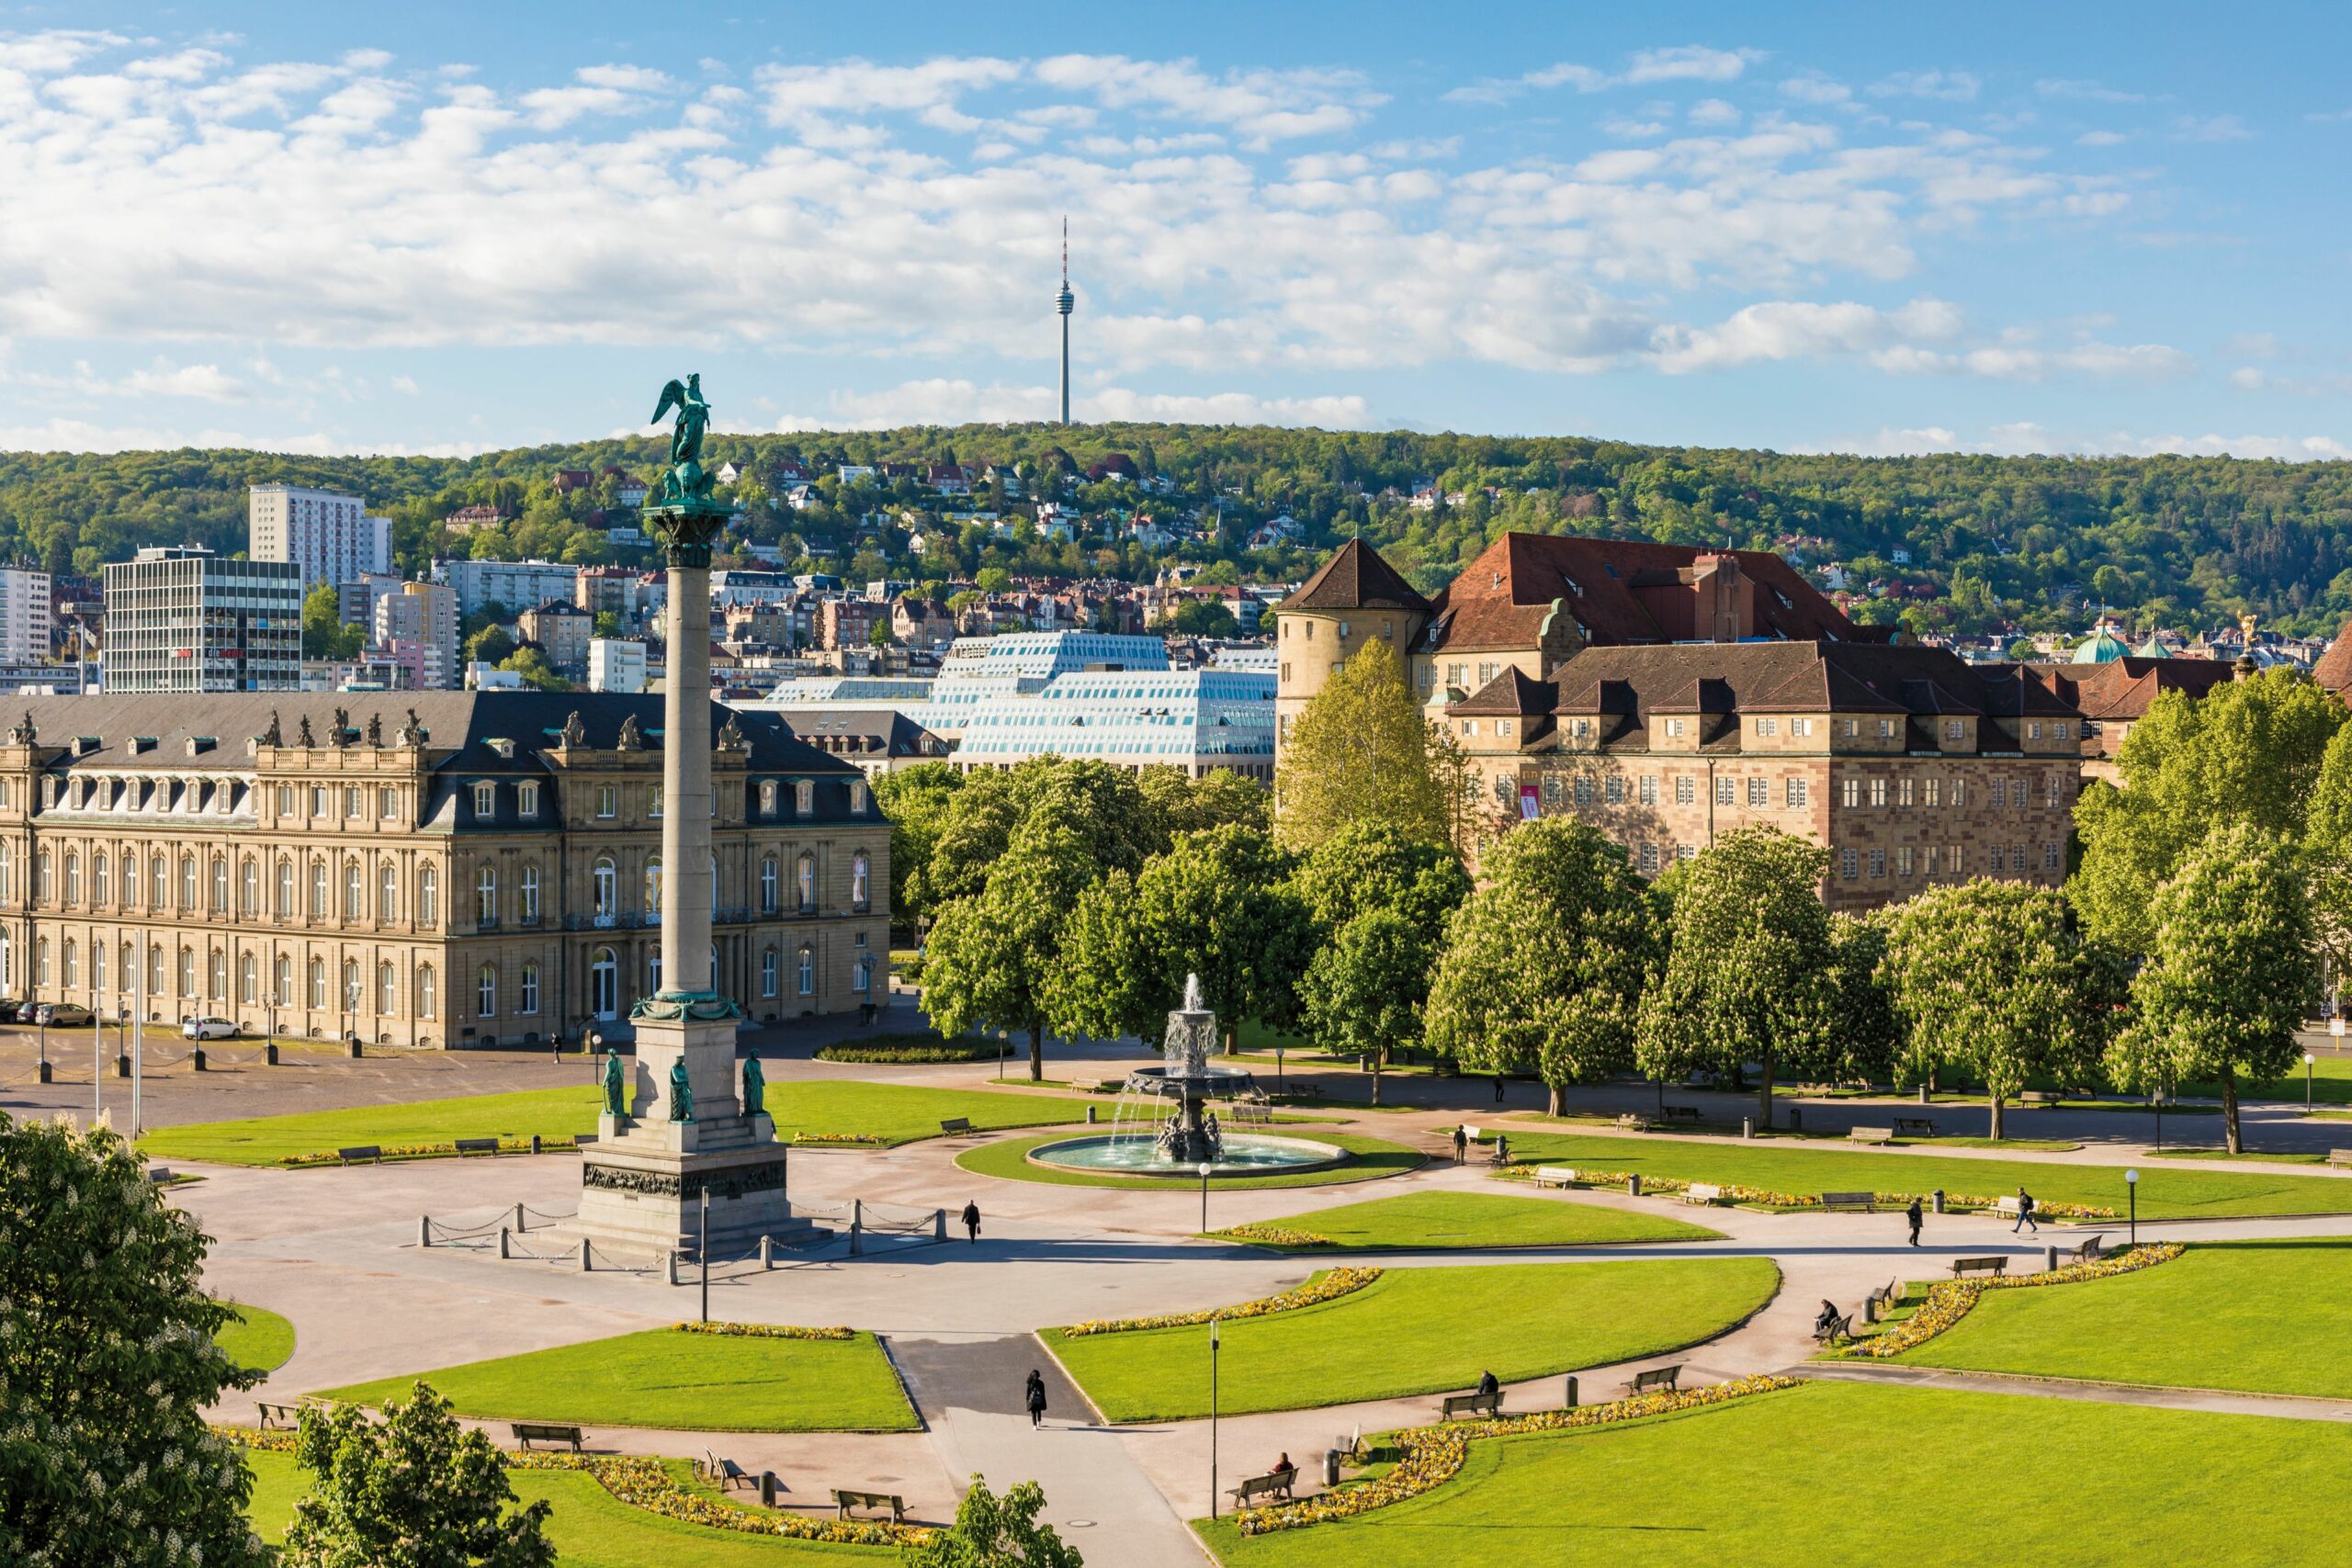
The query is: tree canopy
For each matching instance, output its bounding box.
[285,1382,554,1568]
[1274,639,1450,852]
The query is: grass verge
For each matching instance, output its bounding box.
[956,1131,1422,1190]
[1214,1190,1721,1250]
[218,1301,295,1373]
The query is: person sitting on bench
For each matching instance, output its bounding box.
[1815,1299,1843,1335]
[1272,1452,1295,1481]
[1476,1370,1499,1398]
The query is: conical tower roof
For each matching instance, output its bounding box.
[1283,538,1431,613]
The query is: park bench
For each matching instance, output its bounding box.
[452,1137,501,1157]
[1892,1116,1937,1138]
[1818,1191,1876,1213]
[335,1145,381,1165]
[2069,1235,2108,1264]
[1229,1470,1298,1507]
[1812,1310,1854,1346]
[509,1422,586,1452]
[937,1117,973,1135]
[699,1451,756,1493]
[1868,1279,1904,1314]
[1988,1196,2034,1220]
[1530,1166,1579,1189]
[255,1401,303,1430]
[1683,1182,1725,1207]
[1335,1423,1366,1465]
[1622,1365,1683,1397]
[1659,1105,1702,1125]
[1614,1113,1650,1133]
[1439,1390,1503,1420]
[1847,1125,1894,1146]
[833,1489,908,1524]
[2022,1090,2065,1105]
[1950,1256,2008,1279]
[2329,1149,2352,1169]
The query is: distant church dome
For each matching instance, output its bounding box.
[2072,621,2130,664]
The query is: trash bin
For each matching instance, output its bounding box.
[1788,1108,1803,1134]
[1323,1449,1342,1488]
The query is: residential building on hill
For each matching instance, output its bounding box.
[101,547,302,694]
[0,567,53,667]
[437,559,582,621]
[248,484,392,593]
[0,694,888,1044]
[370,581,460,692]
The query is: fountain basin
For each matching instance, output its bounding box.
[1026,1132,1351,1177]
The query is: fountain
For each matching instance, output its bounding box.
[1026,974,1351,1177]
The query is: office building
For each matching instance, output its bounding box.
[955,667,1275,779]
[101,547,302,694]
[249,484,392,592]
[0,567,54,665]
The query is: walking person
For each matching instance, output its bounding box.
[1452,1123,1468,1165]
[1495,1074,1507,1105]
[1905,1196,1923,1247]
[1023,1368,1047,1428]
[2012,1186,2039,1235]
[961,1200,981,1244]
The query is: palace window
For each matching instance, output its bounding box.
[419,965,436,1021]
[180,856,196,909]
[594,856,617,916]
[1639,775,1657,806]
[520,964,540,1015]
[1841,778,1860,808]
[240,857,257,915]
[797,944,815,997]
[852,852,870,912]
[1991,779,2008,808]
[178,947,194,998]
[309,958,326,1010]
[1541,775,1562,807]
[1575,775,1594,807]
[478,965,496,1019]
[1944,720,1964,741]
[63,852,79,907]
[762,948,779,998]
[520,864,540,924]
[472,782,496,816]
[1897,846,1915,877]
[477,865,497,923]
[643,856,662,912]
[209,949,226,1000]
[649,785,663,818]
[381,787,398,819]
[1899,777,1915,807]
[761,857,780,914]
[344,960,361,1013]
[1869,778,1887,808]
[62,939,76,989]
[850,782,868,814]
[1604,775,1624,805]
[1675,776,1694,805]
[517,783,539,818]
[379,863,398,922]
[277,859,294,917]
[1746,778,1768,807]
[379,962,398,1017]
[761,781,779,816]
[795,781,813,816]
[596,785,617,818]
[240,953,256,1005]
[1716,777,1735,807]
[1639,843,1659,874]
[212,856,229,912]
[1840,849,1860,880]
[1787,777,1808,807]
[1868,849,1886,879]
[1755,717,1778,737]
[797,852,817,913]
[419,866,438,925]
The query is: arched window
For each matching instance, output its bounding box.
[519,963,540,1015]
[378,962,397,1016]
[240,857,257,915]
[150,853,165,908]
[589,949,617,1019]
[0,932,12,994]
[344,861,361,920]
[379,863,398,922]
[239,953,256,1004]
[594,856,616,918]
[477,964,496,1018]
[854,953,872,995]
[851,851,870,912]
[61,938,75,990]
[418,964,436,1022]
[92,853,107,906]
[760,857,778,915]
[178,947,194,998]
[649,953,662,994]
[0,841,13,904]
[148,943,163,996]
[123,853,139,908]
[276,859,294,917]
[343,959,361,1013]
[419,865,438,924]
[310,859,326,919]
[179,855,196,911]
[520,864,540,924]
[761,947,779,998]
[643,856,662,913]
[274,954,291,1005]
[796,852,816,914]
[209,949,226,1000]
[63,852,79,906]
[34,850,49,903]
[796,943,814,997]
[476,865,496,924]
[309,956,326,1010]
[211,856,228,913]
[36,937,50,987]
[90,941,104,996]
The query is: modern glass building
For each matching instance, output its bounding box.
[952,667,1275,779]
[101,547,302,694]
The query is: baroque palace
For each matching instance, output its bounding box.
[0,692,888,1047]
[1275,535,2086,912]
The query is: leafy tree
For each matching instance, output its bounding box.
[1163,597,1238,637]
[0,1113,270,1568]
[1425,818,1665,1113]
[463,623,515,669]
[905,1474,1082,1568]
[869,617,897,649]
[285,1382,552,1568]
[2073,670,2346,953]
[1824,912,1899,1089]
[301,581,364,660]
[924,766,1032,908]
[1635,827,1836,1126]
[922,818,1097,1081]
[593,610,622,638]
[1298,907,1432,1063]
[1274,639,1448,852]
[496,647,570,691]
[1136,765,1271,837]
[1285,818,1470,935]
[1879,882,2106,1140]
[2300,721,2352,974]
[872,761,963,931]
[2112,822,2321,1154]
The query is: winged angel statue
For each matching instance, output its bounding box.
[650,373,717,506]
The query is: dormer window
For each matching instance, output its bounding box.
[472,782,495,816]
[795,780,813,816]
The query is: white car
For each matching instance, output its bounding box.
[181,1016,240,1041]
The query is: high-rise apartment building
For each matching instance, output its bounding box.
[437,558,582,621]
[249,484,393,592]
[0,567,54,665]
[102,547,303,693]
[371,581,461,690]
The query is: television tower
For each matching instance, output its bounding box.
[1057,217,1075,425]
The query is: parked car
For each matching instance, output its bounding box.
[37,1002,93,1026]
[181,1016,240,1041]
[9,999,40,1023]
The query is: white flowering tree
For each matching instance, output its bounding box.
[1880,881,2111,1140]
[2114,821,2321,1155]
[0,1113,271,1568]
[285,1382,552,1568]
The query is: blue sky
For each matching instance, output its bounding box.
[0,0,2346,458]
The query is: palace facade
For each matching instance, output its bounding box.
[0,693,888,1047]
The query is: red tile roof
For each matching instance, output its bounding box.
[1281,538,1432,613]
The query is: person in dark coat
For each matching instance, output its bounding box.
[2013,1187,2039,1235]
[961,1201,981,1243]
[1452,1123,1468,1165]
[1905,1196,1924,1247]
[1476,1370,1499,1398]
[1024,1369,1047,1427]
[1815,1299,1843,1335]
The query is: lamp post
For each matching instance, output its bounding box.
[1274,1040,1283,1092]
[1208,1316,1221,1518]
[2125,1168,2139,1248]
[1198,1160,1213,1234]
[698,1185,710,1325]
[2308,1052,2319,1110]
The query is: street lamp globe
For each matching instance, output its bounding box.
[2125,1168,2139,1184]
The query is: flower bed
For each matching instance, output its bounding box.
[673,1321,853,1341]
[1487,1165,2114,1219]
[1232,1374,1801,1537]
[790,1132,882,1146]
[1063,1267,1382,1337]
[278,1135,578,1168]
[214,1423,301,1452]
[1209,1224,1332,1248]
[1835,1242,2184,1359]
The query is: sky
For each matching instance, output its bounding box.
[0,0,2346,460]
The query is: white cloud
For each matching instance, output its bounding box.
[771,378,1377,431]
[1810,423,2352,461]
[1450,46,1758,104]
[2172,113,2253,142]
[2035,78,2151,104]
[1779,74,1853,107]
[118,361,247,401]
[1687,97,1740,126]
[1035,55,1381,145]
[2075,130,2127,146]
[390,374,421,395]
[1650,298,1961,373]
[1871,71,1980,101]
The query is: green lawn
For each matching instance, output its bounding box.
[1044,1258,1777,1420]
[319,1328,918,1433]
[243,1451,888,1561]
[1486,1130,2352,1218]
[1197,1379,2352,1567]
[218,1302,295,1373]
[141,1080,1088,1167]
[1224,1191,1721,1250]
[1902,1238,2352,1397]
[958,1131,1422,1190]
